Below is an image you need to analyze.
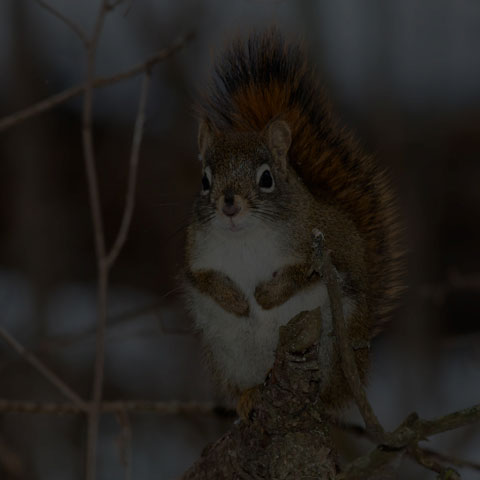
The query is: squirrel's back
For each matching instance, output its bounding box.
[196,29,403,332]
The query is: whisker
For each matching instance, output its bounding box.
[165,215,196,242]
[152,201,191,207]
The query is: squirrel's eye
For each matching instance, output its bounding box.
[201,166,212,195]
[257,164,275,192]
[202,174,210,191]
[259,170,273,188]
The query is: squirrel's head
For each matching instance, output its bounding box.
[194,119,294,233]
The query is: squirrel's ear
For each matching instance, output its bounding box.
[198,120,214,161]
[265,120,291,170]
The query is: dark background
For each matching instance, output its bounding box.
[1,1,479,478]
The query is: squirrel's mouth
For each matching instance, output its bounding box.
[215,209,249,233]
[219,213,244,232]
[215,195,249,232]
[227,218,243,232]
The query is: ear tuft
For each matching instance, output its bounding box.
[266,120,291,169]
[198,120,214,160]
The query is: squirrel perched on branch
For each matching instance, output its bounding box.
[183,29,402,414]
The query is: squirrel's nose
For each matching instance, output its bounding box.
[222,193,241,217]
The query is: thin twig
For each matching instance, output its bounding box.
[116,409,132,480]
[80,4,167,479]
[29,296,189,353]
[0,33,193,133]
[86,71,152,478]
[83,2,111,479]
[417,446,480,473]
[333,419,480,474]
[409,445,460,479]
[4,3,192,479]
[319,232,480,478]
[0,326,88,410]
[0,291,189,373]
[0,399,218,415]
[106,71,151,267]
[415,403,480,438]
[319,236,385,442]
[338,404,480,479]
[34,0,89,46]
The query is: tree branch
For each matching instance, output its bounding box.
[82,2,111,478]
[333,418,480,475]
[0,399,218,415]
[2,3,193,479]
[409,445,460,479]
[181,229,480,478]
[313,229,385,442]
[318,228,480,478]
[34,0,89,46]
[0,326,88,410]
[79,7,184,479]
[338,405,480,479]
[105,71,151,267]
[0,33,193,133]
[181,308,337,479]
[416,446,480,474]
[116,409,132,480]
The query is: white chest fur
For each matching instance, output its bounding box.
[187,223,345,392]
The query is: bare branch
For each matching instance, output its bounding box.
[415,403,480,438]
[34,297,189,352]
[334,419,480,475]
[116,410,132,480]
[34,0,89,46]
[181,309,337,479]
[83,2,111,479]
[317,232,480,477]
[417,446,480,473]
[0,33,194,133]
[81,8,189,480]
[0,327,88,410]
[106,71,151,267]
[317,229,385,442]
[338,405,480,479]
[409,445,461,479]
[0,399,219,415]
[2,4,193,480]
[0,83,84,132]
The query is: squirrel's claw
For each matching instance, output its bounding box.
[236,385,262,422]
[254,280,281,310]
[227,295,250,317]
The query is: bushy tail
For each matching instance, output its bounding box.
[196,29,404,332]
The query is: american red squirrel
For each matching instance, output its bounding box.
[183,30,402,414]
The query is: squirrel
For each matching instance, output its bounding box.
[183,29,403,413]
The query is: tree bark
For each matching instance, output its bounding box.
[181,307,337,479]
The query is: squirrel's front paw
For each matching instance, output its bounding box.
[255,276,284,310]
[227,293,250,317]
[237,385,262,422]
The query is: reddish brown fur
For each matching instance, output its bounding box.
[196,30,403,332]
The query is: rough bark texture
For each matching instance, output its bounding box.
[181,307,337,479]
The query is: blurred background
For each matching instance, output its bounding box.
[1,0,480,478]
